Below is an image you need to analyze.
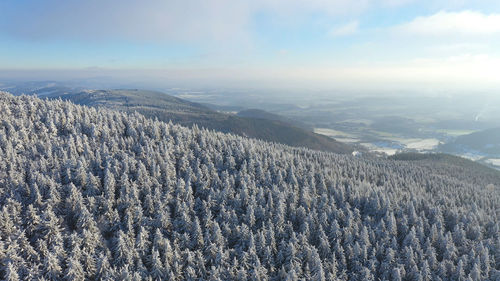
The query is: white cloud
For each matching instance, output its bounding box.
[0,0,406,44]
[329,21,359,37]
[395,11,500,35]
[430,43,487,52]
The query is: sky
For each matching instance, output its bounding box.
[1,0,500,91]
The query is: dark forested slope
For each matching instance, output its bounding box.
[0,93,499,280]
[41,89,354,154]
[236,109,311,131]
[439,128,500,156]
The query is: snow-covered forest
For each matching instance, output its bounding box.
[0,92,499,280]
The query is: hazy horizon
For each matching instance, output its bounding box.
[1,0,500,93]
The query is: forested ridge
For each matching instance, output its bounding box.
[39,89,354,154]
[0,92,499,280]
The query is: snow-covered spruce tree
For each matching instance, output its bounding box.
[0,92,499,280]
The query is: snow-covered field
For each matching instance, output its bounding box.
[333,137,360,143]
[314,128,361,143]
[315,127,441,155]
[360,143,399,156]
[314,128,354,138]
[436,129,477,137]
[402,138,440,151]
[485,158,500,167]
[177,93,215,99]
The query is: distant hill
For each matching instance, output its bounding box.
[37,89,354,154]
[237,108,311,130]
[439,127,500,156]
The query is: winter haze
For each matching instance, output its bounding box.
[1,0,500,280]
[1,0,500,91]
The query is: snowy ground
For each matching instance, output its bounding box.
[314,128,361,143]
[332,137,360,143]
[314,128,356,138]
[360,143,399,156]
[485,158,500,167]
[315,127,441,155]
[400,138,440,151]
[436,129,478,137]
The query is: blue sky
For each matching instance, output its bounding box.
[1,0,500,91]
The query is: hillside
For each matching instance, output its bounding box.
[0,93,499,280]
[39,89,354,154]
[439,127,500,156]
[389,152,500,185]
[236,109,311,130]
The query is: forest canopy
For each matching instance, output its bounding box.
[0,92,499,280]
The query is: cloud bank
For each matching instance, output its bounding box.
[1,1,500,92]
[0,0,431,44]
[395,11,500,35]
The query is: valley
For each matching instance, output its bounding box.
[171,87,500,168]
[3,80,500,169]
